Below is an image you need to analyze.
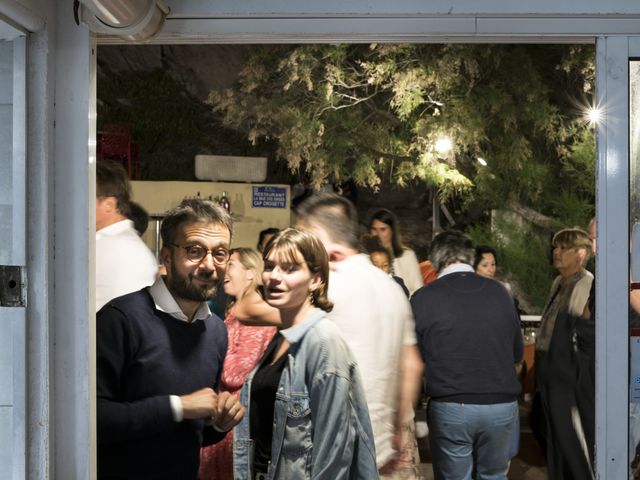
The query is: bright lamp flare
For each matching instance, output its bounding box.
[435,137,453,155]
[586,107,602,125]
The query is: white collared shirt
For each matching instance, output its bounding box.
[438,262,475,278]
[148,276,212,323]
[96,219,158,311]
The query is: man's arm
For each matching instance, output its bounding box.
[394,298,424,453]
[397,344,424,426]
[399,345,424,422]
[399,296,424,421]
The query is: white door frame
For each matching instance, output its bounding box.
[0,1,636,477]
[595,35,633,479]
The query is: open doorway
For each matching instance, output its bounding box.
[95,42,598,479]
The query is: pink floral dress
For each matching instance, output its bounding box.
[199,308,276,480]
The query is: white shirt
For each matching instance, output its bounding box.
[328,254,417,468]
[392,248,423,295]
[96,219,158,311]
[438,262,475,278]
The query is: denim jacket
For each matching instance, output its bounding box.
[233,308,378,480]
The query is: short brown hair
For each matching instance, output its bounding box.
[96,160,132,218]
[295,193,359,249]
[160,198,233,247]
[263,228,333,312]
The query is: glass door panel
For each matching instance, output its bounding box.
[629,59,640,479]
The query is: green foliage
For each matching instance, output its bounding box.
[209,44,595,219]
[468,218,556,312]
[208,44,596,308]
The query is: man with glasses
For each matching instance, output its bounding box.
[97,198,244,480]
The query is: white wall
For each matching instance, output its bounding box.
[0,34,27,480]
[1,0,638,479]
[131,181,292,255]
[0,40,13,265]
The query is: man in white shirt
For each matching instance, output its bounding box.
[296,193,424,477]
[96,160,158,310]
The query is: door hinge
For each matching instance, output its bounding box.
[0,265,26,307]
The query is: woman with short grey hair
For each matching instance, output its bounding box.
[533,227,594,480]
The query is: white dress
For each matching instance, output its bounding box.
[392,248,423,295]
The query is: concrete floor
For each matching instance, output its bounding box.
[416,400,548,480]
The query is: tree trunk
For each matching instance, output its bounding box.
[507,201,554,229]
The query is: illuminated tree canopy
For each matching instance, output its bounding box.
[209,44,595,227]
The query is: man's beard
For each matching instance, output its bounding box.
[166,262,220,302]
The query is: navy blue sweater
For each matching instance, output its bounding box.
[411,271,523,404]
[97,289,228,479]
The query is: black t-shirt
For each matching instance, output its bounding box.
[250,333,289,474]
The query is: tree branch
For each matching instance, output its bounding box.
[507,201,554,229]
[360,146,414,162]
[316,92,378,116]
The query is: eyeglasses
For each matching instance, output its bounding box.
[171,243,230,265]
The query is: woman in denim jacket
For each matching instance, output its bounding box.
[233,228,378,480]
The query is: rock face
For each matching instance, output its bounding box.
[97,44,436,255]
[98,44,252,101]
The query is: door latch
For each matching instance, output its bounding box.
[0,266,26,307]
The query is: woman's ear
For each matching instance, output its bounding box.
[309,272,322,292]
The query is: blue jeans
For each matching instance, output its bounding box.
[427,400,518,480]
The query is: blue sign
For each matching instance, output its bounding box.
[252,186,287,209]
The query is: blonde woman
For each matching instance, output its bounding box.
[199,248,277,480]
